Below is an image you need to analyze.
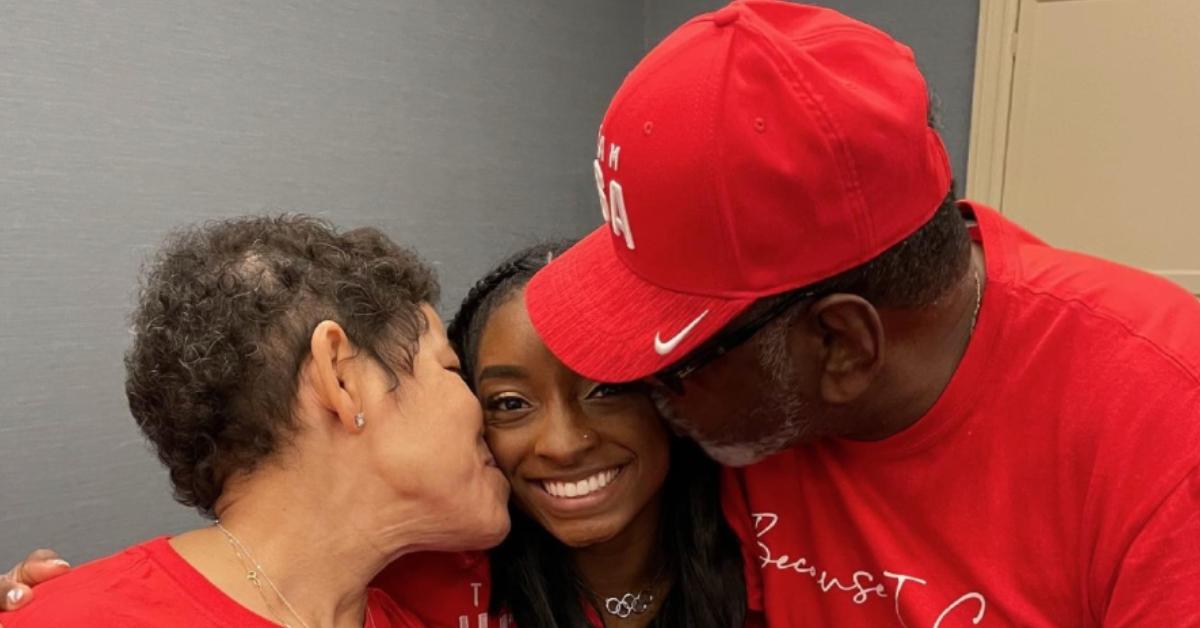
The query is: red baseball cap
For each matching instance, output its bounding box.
[526,0,952,383]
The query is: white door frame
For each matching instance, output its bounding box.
[965,0,1021,209]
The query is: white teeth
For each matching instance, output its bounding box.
[542,467,621,499]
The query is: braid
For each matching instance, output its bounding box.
[447,258,523,348]
[448,241,574,385]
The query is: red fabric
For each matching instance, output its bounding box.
[374,552,601,628]
[0,537,422,627]
[721,203,1200,626]
[376,551,767,626]
[375,551,517,628]
[526,0,952,383]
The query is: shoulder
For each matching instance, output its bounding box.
[978,207,1200,548]
[989,222,1200,459]
[981,202,1200,384]
[0,539,169,626]
[979,206,1200,468]
[993,235,1200,445]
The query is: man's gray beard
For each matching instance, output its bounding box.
[651,319,816,467]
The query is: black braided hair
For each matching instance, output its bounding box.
[447,240,573,386]
[450,242,748,628]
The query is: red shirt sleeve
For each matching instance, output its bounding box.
[1102,465,1200,625]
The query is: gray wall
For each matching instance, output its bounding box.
[0,0,641,564]
[1,0,979,566]
[645,0,979,185]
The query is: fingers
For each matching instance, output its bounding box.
[13,549,71,586]
[17,549,63,567]
[0,548,71,612]
[0,576,32,612]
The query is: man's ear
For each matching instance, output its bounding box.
[309,320,364,432]
[808,295,884,404]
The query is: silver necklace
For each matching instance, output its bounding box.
[604,589,655,619]
[601,565,667,619]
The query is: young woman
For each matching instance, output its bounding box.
[382,242,754,627]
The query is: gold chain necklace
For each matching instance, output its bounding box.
[216,522,313,628]
[969,269,983,332]
[215,523,379,628]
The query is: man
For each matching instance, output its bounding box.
[524,1,1200,626]
[5,2,1199,625]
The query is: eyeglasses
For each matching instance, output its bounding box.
[653,288,819,395]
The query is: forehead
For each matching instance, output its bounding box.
[476,293,538,358]
[474,291,580,379]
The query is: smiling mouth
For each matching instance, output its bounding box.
[540,466,623,499]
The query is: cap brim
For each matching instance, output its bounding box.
[525,226,754,383]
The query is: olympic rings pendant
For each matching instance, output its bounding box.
[604,590,655,618]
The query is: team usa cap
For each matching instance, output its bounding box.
[526,0,952,382]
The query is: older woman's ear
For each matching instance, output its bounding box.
[309,320,365,433]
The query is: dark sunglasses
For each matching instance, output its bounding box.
[653,287,820,395]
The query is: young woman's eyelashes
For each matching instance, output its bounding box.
[484,392,534,426]
[482,381,652,428]
[584,381,646,400]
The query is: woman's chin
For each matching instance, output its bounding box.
[436,512,511,552]
[470,493,514,549]
[549,520,624,549]
[481,511,513,548]
[429,485,512,552]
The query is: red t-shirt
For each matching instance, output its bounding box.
[0,537,423,627]
[721,202,1200,626]
[375,550,765,627]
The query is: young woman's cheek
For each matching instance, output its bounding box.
[484,427,526,476]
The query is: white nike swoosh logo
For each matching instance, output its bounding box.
[654,310,710,356]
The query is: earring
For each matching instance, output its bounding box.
[354,413,366,430]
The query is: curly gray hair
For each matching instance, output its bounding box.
[125,215,438,517]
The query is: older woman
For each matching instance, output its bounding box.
[0,216,509,627]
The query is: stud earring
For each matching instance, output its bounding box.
[354,413,366,430]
